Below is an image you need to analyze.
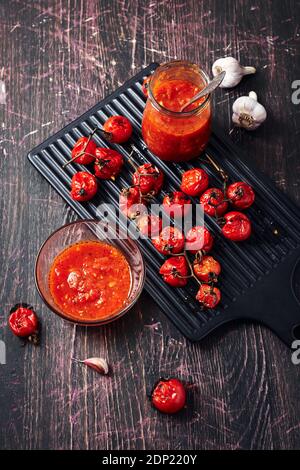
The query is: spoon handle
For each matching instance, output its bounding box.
[180,71,226,112]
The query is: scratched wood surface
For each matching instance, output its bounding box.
[0,0,300,450]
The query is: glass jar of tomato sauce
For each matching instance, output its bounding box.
[142,61,212,162]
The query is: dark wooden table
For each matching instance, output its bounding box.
[1,0,300,450]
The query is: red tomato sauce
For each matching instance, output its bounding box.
[142,79,211,162]
[154,79,205,112]
[49,241,131,322]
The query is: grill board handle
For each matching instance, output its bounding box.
[252,248,300,346]
[199,248,300,347]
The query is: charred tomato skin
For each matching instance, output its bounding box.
[103,115,133,144]
[196,284,221,308]
[193,255,221,282]
[151,378,186,414]
[71,137,97,165]
[8,306,39,338]
[159,256,189,287]
[152,226,185,255]
[132,163,164,195]
[70,171,98,202]
[185,226,214,254]
[180,168,209,197]
[136,214,162,237]
[94,148,123,179]
[227,182,255,210]
[221,211,252,242]
[119,186,143,217]
[200,187,228,217]
[163,191,192,219]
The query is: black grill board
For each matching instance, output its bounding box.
[27,63,300,346]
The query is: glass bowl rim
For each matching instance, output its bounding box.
[34,219,146,326]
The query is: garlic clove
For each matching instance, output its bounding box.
[212,57,256,88]
[248,91,258,101]
[232,91,267,131]
[72,357,109,375]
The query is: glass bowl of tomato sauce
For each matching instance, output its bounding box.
[35,220,145,326]
[142,60,212,162]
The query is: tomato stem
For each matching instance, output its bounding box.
[96,128,113,142]
[176,273,194,279]
[71,357,84,364]
[28,333,39,346]
[205,152,229,191]
[63,130,95,168]
[63,127,112,168]
[183,250,202,285]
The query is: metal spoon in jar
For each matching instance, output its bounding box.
[180,71,226,112]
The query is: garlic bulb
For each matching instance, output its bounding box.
[232,91,267,130]
[212,57,256,88]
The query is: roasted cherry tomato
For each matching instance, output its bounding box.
[103,115,133,144]
[226,182,255,210]
[200,187,228,217]
[163,191,191,219]
[152,227,185,255]
[221,211,252,242]
[129,203,149,220]
[180,168,209,197]
[193,255,221,282]
[136,214,162,237]
[132,163,164,195]
[71,136,97,165]
[119,186,143,218]
[159,256,189,287]
[94,148,123,179]
[151,378,186,414]
[142,76,151,96]
[70,171,98,202]
[185,226,214,254]
[8,305,39,342]
[196,284,221,308]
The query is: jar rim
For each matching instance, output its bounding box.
[148,60,211,117]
